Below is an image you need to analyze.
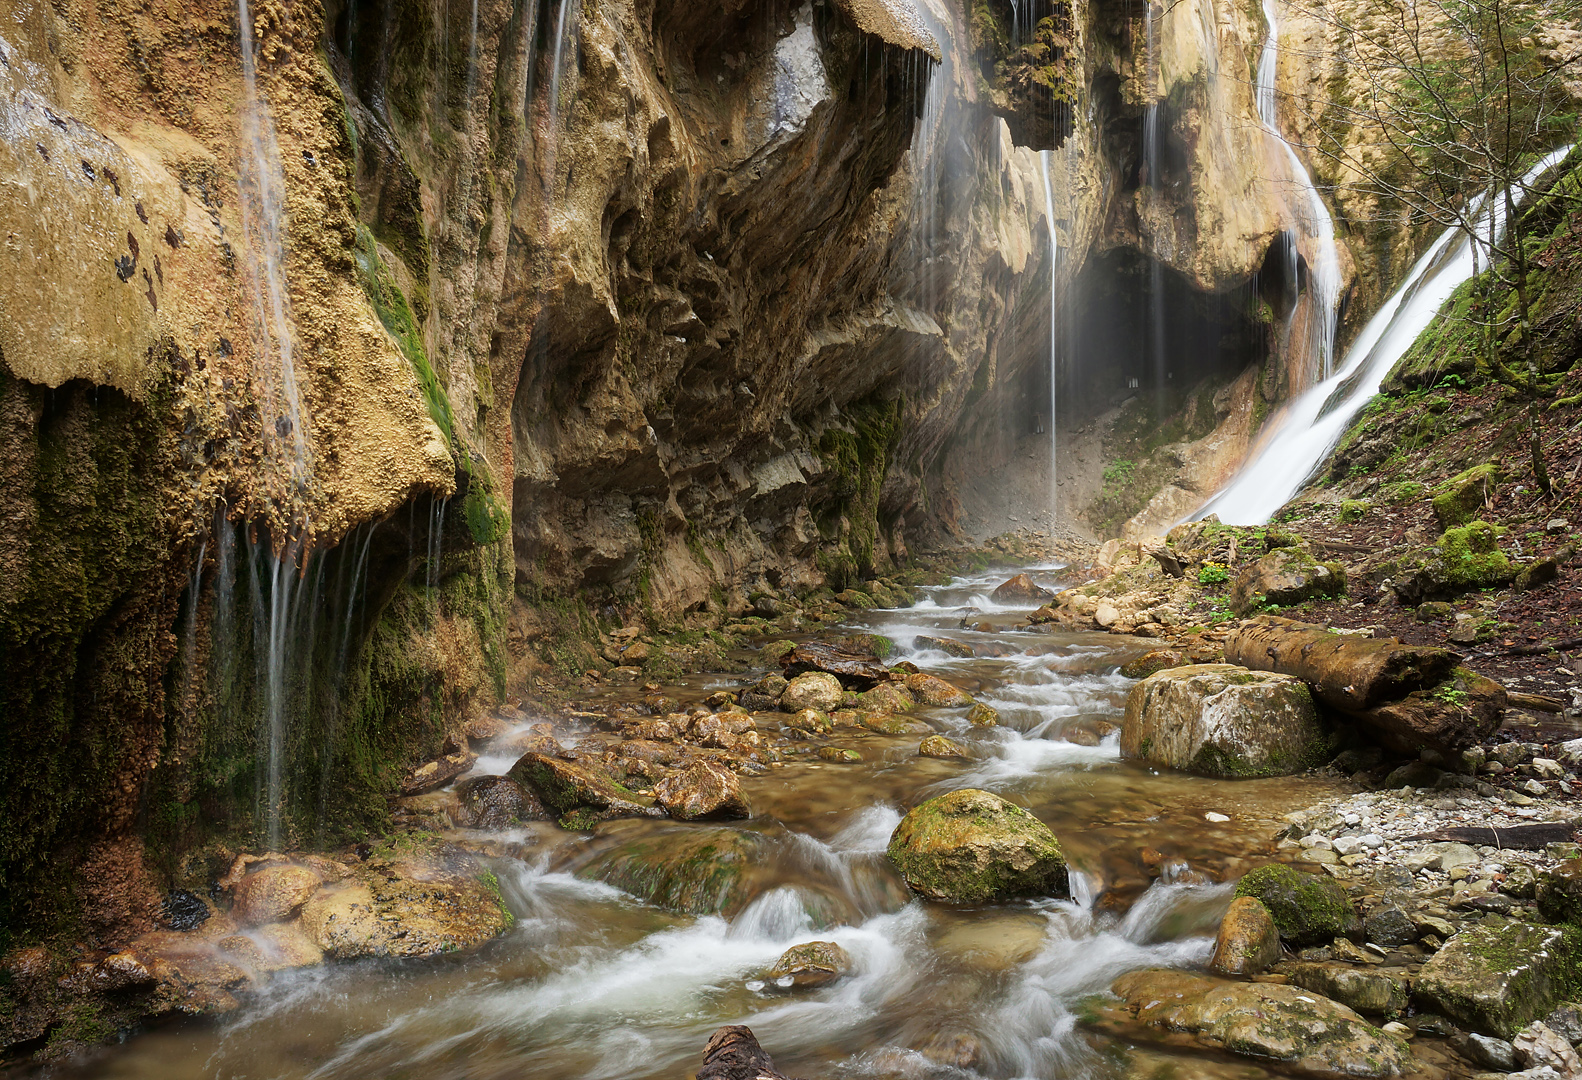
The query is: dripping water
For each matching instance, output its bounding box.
[1142,0,1167,415]
[1039,149,1060,528]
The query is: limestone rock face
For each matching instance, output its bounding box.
[1234,864,1361,946]
[1209,896,1283,975]
[1415,921,1575,1038]
[1095,969,1412,1077]
[1122,664,1326,778]
[886,788,1068,903]
[1230,548,1347,614]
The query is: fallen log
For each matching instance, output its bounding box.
[1345,668,1507,754]
[697,1025,799,1080]
[1509,691,1566,713]
[1404,822,1580,849]
[1225,616,1461,712]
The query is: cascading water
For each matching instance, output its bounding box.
[1256,0,1341,383]
[1140,1,1169,414]
[1039,150,1061,528]
[1199,145,1575,523]
[236,0,308,487]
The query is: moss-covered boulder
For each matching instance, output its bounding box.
[1414,921,1579,1037]
[919,735,971,759]
[1235,864,1360,946]
[1121,665,1326,778]
[886,789,1068,903]
[781,672,844,712]
[1091,969,1411,1077]
[1432,464,1502,530]
[574,825,768,915]
[1230,547,1346,614]
[966,702,999,727]
[1392,521,1516,603]
[1209,896,1282,975]
[507,752,663,823]
[1120,649,1186,680]
[858,681,915,713]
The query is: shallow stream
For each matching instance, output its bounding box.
[49,567,1351,1080]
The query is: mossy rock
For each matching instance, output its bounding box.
[1537,859,1582,925]
[574,825,768,915]
[760,639,797,665]
[1414,920,1582,1038]
[1392,521,1516,603]
[1432,464,1503,530]
[886,789,1068,903]
[1338,500,1370,523]
[1235,863,1360,946]
[1230,548,1345,615]
[837,633,894,659]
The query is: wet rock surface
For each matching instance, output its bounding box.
[886,788,1069,903]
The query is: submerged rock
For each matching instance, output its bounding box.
[1094,969,1411,1077]
[1415,921,1577,1038]
[1121,664,1326,778]
[914,635,975,658]
[575,825,767,916]
[966,701,999,727]
[652,761,751,821]
[886,788,1068,903]
[1234,864,1360,946]
[1209,895,1282,975]
[919,734,971,759]
[765,940,852,989]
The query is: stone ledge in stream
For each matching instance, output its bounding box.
[1084,969,1413,1077]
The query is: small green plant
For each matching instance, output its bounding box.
[1437,372,1467,389]
[1102,459,1136,491]
[1198,561,1229,585]
[1434,686,1471,709]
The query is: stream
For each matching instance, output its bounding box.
[48,568,1351,1080]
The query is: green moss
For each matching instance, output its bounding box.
[814,395,903,588]
[1435,520,1514,587]
[1338,499,1370,522]
[1236,864,1360,945]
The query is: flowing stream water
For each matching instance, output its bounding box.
[1199,144,1576,524]
[60,567,1348,1080]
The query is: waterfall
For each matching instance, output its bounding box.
[236,0,308,486]
[1039,150,1060,528]
[1256,0,1340,382]
[1197,145,1575,523]
[1142,2,1167,412]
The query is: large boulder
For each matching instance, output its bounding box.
[1121,664,1326,778]
[780,672,844,712]
[1230,547,1346,614]
[1415,921,1578,1037]
[232,864,322,925]
[1432,464,1502,530]
[1209,895,1282,975]
[652,761,751,821]
[507,752,664,824]
[1391,520,1518,603]
[1092,969,1411,1077]
[1234,864,1361,946]
[454,775,548,829]
[886,789,1068,903]
[990,574,1055,603]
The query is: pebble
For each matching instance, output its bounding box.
[1204,811,1230,822]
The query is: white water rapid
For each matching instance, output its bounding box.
[1256,0,1341,383]
[1199,145,1576,523]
